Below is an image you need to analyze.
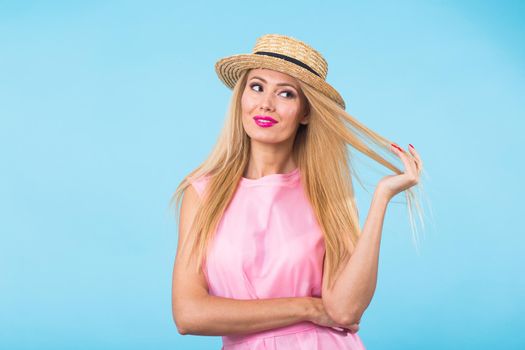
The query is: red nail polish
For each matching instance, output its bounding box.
[409,144,415,149]
[391,143,403,152]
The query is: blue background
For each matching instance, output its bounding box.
[1,1,523,349]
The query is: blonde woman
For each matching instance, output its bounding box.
[171,34,424,349]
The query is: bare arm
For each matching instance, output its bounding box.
[322,143,422,325]
[176,294,314,336]
[322,187,390,325]
[172,184,315,335]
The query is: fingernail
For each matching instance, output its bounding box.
[391,143,403,152]
[409,144,415,149]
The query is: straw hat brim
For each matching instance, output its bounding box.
[215,53,346,110]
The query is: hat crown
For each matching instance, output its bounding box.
[252,34,329,80]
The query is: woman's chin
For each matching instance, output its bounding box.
[249,135,287,145]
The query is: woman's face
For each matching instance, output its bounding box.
[241,68,309,145]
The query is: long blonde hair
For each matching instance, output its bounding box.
[170,68,427,290]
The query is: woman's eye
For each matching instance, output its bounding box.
[280,90,295,98]
[250,83,262,92]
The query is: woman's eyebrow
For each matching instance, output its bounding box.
[249,76,298,90]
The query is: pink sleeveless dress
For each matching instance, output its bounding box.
[190,167,366,350]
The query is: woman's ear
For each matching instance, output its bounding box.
[300,115,309,125]
[300,102,310,125]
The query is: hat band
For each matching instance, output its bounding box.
[254,51,321,78]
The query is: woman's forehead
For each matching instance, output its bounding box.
[247,68,298,85]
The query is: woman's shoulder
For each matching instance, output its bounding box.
[188,173,212,199]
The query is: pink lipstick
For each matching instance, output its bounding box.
[253,115,278,128]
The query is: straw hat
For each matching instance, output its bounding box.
[215,33,346,110]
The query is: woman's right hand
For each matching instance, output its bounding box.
[307,297,360,335]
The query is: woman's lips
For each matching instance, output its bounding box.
[253,115,278,128]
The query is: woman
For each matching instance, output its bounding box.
[171,33,424,349]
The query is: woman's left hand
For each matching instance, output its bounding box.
[377,143,423,200]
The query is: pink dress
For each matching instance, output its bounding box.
[190,167,366,350]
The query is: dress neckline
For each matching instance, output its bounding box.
[240,167,300,187]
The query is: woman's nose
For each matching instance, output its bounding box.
[259,93,275,111]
